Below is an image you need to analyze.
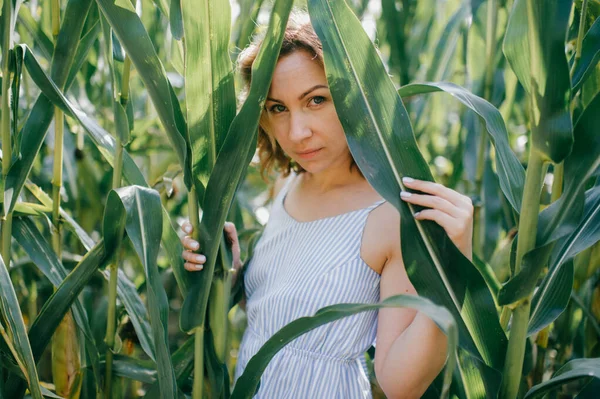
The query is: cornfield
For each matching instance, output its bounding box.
[0,0,599,397]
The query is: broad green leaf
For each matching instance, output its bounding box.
[99,14,130,143]
[498,92,600,305]
[104,186,177,399]
[12,208,157,366]
[413,6,469,130]
[144,336,195,397]
[528,185,600,335]
[503,0,573,163]
[232,295,458,399]
[2,241,108,399]
[16,5,53,59]
[170,0,183,40]
[180,0,294,332]
[307,2,506,395]
[3,0,94,215]
[398,82,525,213]
[100,354,157,384]
[4,242,108,398]
[0,255,43,399]
[96,0,190,187]
[65,14,100,90]
[25,242,107,358]
[13,191,156,366]
[12,217,98,351]
[425,6,469,82]
[182,0,236,201]
[231,0,265,58]
[466,1,507,97]
[524,358,600,399]
[23,179,96,250]
[572,16,600,95]
[16,44,188,296]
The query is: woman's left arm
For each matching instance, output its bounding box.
[374,178,473,399]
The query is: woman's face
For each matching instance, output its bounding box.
[262,50,352,174]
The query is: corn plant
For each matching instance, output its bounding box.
[0,0,599,398]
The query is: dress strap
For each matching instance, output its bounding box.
[277,170,298,205]
[365,199,387,212]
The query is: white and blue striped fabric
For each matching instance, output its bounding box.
[233,171,386,398]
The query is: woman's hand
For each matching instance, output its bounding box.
[180,221,243,277]
[400,177,474,261]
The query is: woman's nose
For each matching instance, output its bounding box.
[288,112,312,142]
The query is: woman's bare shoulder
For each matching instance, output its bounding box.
[380,202,401,257]
[362,200,400,272]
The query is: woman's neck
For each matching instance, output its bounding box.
[300,160,365,194]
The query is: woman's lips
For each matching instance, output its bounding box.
[297,148,322,159]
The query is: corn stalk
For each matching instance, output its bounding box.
[473,0,499,257]
[1,0,16,268]
[99,8,133,393]
[48,1,81,398]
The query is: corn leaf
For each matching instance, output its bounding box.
[572,16,600,95]
[524,358,600,399]
[179,0,294,332]
[3,0,94,215]
[16,6,53,60]
[0,255,43,399]
[307,1,506,395]
[96,0,190,187]
[104,186,177,399]
[144,336,195,397]
[99,14,130,144]
[182,0,236,202]
[231,0,265,55]
[503,0,573,163]
[497,91,600,305]
[398,82,525,213]
[232,295,457,399]
[12,217,98,349]
[16,43,188,296]
[100,354,157,384]
[170,0,184,40]
[65,14,100,90]
[528,184,600,335]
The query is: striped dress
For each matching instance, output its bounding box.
[233,172,386,398]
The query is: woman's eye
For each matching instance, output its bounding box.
[268,104,286,113]
[311,96,325,105]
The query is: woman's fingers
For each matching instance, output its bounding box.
[413,209,467,240]
[224,222,243,269]
[184,262,204,271]
[181,221,193,235]
[181,236,199,251]
[182,251,206,264]
[402,177,473,211]
[400,191,467,219]
[180,220,242,273]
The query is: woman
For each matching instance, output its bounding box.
[180,16,473,399]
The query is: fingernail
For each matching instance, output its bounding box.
[192,241,199,249]
[403,177,414,184]
[195,265,204,270]
[195,255,206,263]
[400,191,412,198]
[413,211,420,217]
[184,224,191,233]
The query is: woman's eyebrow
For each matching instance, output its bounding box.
[298,84,328,100]
[266,84,329,103]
